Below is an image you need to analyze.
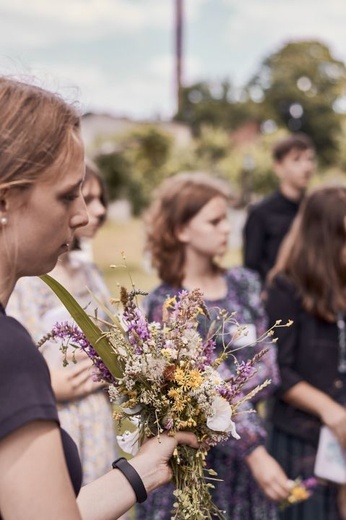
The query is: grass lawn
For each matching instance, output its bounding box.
[93,218,242,297]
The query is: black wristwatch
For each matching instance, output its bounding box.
[112,457,148,503]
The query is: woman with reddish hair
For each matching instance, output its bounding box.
[137,172,291,520]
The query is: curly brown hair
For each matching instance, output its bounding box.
[269,185,346,321]
[144,172,231,287]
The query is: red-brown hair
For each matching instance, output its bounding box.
[269,185,346,321]
[144,172,231,287]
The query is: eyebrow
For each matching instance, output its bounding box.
[64,178,84,191]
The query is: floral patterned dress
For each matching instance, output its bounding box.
[7,255,119,485]
[136,267,279,520]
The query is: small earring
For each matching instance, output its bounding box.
[0,216,8,226]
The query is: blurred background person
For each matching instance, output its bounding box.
[7,160,119,485]
[266,185,346,519]
[136,172,291,520]
[243,133,316,285]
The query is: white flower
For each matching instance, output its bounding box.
[141,354,167,380]
[116,428,140,456]
[207,396,240,439]
[205,367,223,387]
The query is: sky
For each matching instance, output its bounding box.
[1,0,346,120]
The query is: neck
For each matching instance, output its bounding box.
[182,250,226,300]
[183,250,215,282]
[280,184,304,202]
[0,276,17,309]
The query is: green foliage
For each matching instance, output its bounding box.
[95,125,173,215]
[245,40,346,164]
[175,81,253,134]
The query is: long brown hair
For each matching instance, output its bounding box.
[144,172,231,287]
[269,185,346,321]
[0,76,80,191]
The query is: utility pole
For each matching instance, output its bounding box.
[175,0,183,114]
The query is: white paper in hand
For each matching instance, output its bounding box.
[314,425,346,484]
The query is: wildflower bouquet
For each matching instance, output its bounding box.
[41,274,286,520]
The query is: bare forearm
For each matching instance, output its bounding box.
[77,469,136,520]
[283,381,346,447]
[77,453,170,520]
[283,381,335,419]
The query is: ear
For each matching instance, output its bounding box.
[176,224,191,244]
[273,160,284,181]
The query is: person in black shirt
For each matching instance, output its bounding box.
[266,186,346,519]
[0,76,198,520]
[243,133,316,284]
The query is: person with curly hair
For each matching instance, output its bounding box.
[137,172,291,520]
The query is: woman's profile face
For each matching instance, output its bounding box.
[5,136,89,278]
[75,176,106,240]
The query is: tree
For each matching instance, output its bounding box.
[95,125,173,215]
[245,40,346,164]
[174,80,252,134]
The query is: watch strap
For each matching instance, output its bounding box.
[112,457,148,503]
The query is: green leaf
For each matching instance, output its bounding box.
[40,274,123,379]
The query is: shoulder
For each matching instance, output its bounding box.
[267,274,297,297]
[247,192,279,216]
[8,276,54,312]
[225,266,261,290]
[265,275,301,317]
[10,276,49,299]
[0,314,58,440]
[146,283,181,301]
[0,313,50,378]
[0,312,38,353]
[144,283,181,321]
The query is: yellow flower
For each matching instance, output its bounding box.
[188,369,203,388]
[172,400,185,412]
[174,367,185,384]
[288,485,310,503]
[168,388,180,399]
[164,296,177,309]
[174,367,203,390]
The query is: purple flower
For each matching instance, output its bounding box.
[50,322,116,384]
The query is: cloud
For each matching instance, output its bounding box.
[148,53,203,82]
[222,0,346,84]
[0,0,174,49]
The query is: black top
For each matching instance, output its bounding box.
[243,191,301,283]
[266,276,343,446]
[0,302,82,496]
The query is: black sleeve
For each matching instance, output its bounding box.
[0,315,58,441]
[265,277,304,396]
[243,207,266,281]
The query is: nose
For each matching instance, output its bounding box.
[94,199,106,220]
[70,197,89,230]
[222,219,232,234]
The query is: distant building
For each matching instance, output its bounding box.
[81,112,192,150]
